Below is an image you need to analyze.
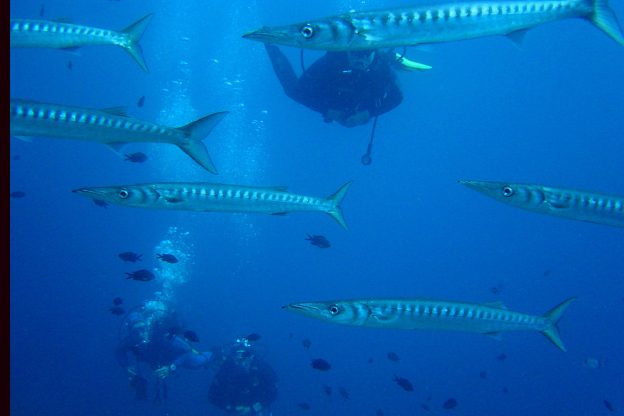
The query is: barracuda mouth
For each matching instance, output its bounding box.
[242,26,292,43]
[72,187,102,197]
[282,303,319,313]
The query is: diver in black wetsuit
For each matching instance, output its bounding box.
[265,44,403,128]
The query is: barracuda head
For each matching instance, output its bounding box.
[72,185,146,207]
[458,179,532,206]
[242,17,358,51]
[283,301,359,325]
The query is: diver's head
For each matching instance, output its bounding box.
[347,50,376,70]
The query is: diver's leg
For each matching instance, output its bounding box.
[264,44,300,99]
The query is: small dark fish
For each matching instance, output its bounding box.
[604,400,616,412]
[490,283,503,294]
[297,403,311,411]
[387,352,400,362]
[12,154,20,161]
[393,375,414,392]
[421,403,432,412]
[302,338,311,349]
[246,333,262,342]
[479,370,488,379]
[112,297,123,306]
[39,4,44,16]
[183,330,200,343]
[322,385,332,396]
[93,199,108,208]
[367,357,374,364]
[67,60,73,70]
[10,191,26,199]
[124,152,148,163]
[157,253,178,263]
[442,398,458,410]
[119,252,142,262]
[338,387,349,400]
[311,358,331,371]
[110,306,125,315]
[543,269,552,277]
[137,96,145,108]
[125,269,155,282]
[376,410,384,416]
[502,386,509,394]
[496,353,507,362]
[305,234,331,248]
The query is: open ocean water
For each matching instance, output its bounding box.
[9,0,624,415]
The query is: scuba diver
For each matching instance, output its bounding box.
[208,337,278,416]
[263,44,431,165]
[116,300,214,402]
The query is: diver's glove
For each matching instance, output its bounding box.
[154,364,176,379]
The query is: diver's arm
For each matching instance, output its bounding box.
[173,350,213,370]
[264,44,301,101]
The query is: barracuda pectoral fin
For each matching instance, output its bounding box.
[355,29,382,42]
[484,331,502,340]
[271,212,288,216]
[164,196,184,203]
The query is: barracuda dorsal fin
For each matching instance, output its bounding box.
[243,185,288,192]
[482,301,507,309]
[101,106,128,117]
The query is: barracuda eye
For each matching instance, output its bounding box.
[502,186,514,197]
[300,24,315,39]
[328,304,341,315]
[118,189,129,199]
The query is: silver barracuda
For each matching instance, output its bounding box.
[459,180,624,227]
[10,14,153,72]
[10,98,227,174]
[284,297,576,351]
[243,0,624,50]
[72,181,352,229]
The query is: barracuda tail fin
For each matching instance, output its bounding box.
[177,111,229,174]
[121,13,154,72]
[589,0,624,46]
[325,181,352,230]
[540,297,576,352]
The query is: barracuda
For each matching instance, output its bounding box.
[72,181,352,229]
[459,180,624,227]
[284,297,576,351]
[10,15,153,72]
[10,98,227,174]
[243,0,624,50]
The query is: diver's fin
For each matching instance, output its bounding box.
[540,297,576,352]
[588,0,624,45]
[325,181,352,230]
[120,13,154,72]
[177,111,228,174]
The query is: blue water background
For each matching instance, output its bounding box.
[10,0,624,415]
